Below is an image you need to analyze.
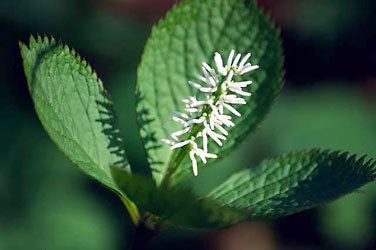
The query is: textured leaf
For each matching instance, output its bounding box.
[111,167,244,228]
[207,149,376,220]
[137,0,282,186]
[136,0,284,185]
[20,35,128,190]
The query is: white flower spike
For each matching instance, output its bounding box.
[163,50,259,176]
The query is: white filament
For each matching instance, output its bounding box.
[163,50,259,176]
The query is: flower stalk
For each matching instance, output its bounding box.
[162,50,259,179]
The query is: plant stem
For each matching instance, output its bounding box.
[121,196,141,225]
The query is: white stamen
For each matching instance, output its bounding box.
[229,87,252,97]
[205,153,218,159]
[232,53,242,67]
[177,112,189,119]
[202,62,215,76]
[199,87,217,93]
[214,123,229,136]
[223,95,246,105]
[216,114,235,127]
[185,107,199,113]
[194,147,208,164]
[223,103,241,117]
[188,81,203,90]
[171,127,190,140]
[171,139,191,149]
[206,128,223,146]
[189,117,206,124]
[228,81,252,88]
[202,129,208,153]
[238,64,259,75]
[172,116,189,126]
[227,50,235,69]
[198,75,207,83]
[207,76,217,86]
[238,53,251,69]
[190,100,207,108]
[162,50,259,176]
[214,52,227,76]
[189,150,198,176]
[226,70,234,83]
[202,66,215,83]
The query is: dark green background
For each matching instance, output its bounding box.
[1,0,375,249]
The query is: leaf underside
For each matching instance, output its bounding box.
[20,35,128,191]
[136,0,284,185]
[207,149,376,220]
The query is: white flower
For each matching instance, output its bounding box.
[170,138,217,176]
[214,52,227,76]
[215,50,259,77]
[163,50,259,176]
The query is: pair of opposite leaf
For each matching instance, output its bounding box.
[20,0,375,228]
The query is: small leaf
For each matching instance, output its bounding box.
[136,0,284,185]
[206,149,376,220]
[111,167,244,228]
[20,35,128,190]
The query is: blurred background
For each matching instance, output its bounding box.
[1,0,375,249]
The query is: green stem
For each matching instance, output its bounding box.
[161,146,190,187]
[161,113,209,187]
[121,195,141,225]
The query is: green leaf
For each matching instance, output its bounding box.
[111,167,244,228]
[136,0,284,185]
[206,149,376,220]
[19,35,128,191]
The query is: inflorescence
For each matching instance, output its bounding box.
[162,50,259,176]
